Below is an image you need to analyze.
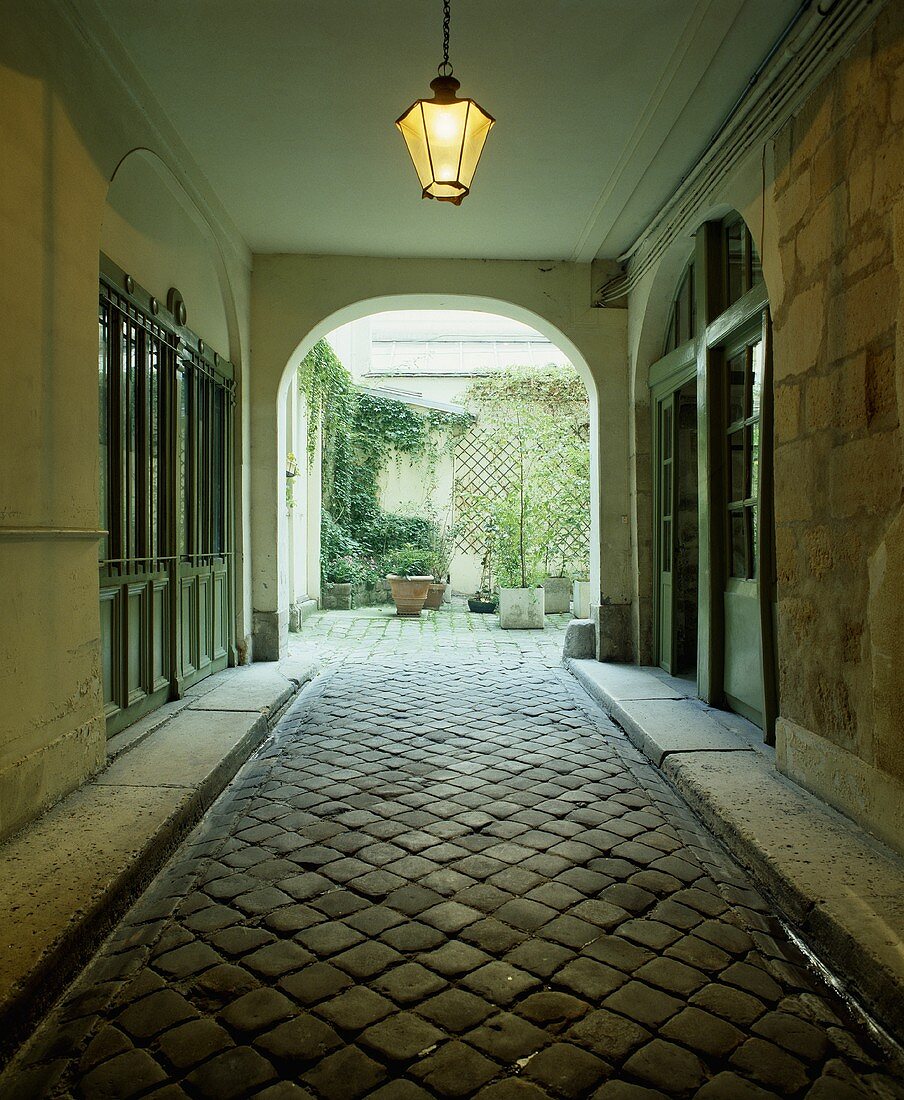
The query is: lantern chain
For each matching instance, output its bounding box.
[439,0,453,76]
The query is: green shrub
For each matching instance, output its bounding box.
[385,545,433,578]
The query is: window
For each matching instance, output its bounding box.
[663,261,696,355]
[725,339,763,579]
[723,217,763,309]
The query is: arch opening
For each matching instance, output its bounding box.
[271,295,603,644]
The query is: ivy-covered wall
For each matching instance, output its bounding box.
[298,340,470,591]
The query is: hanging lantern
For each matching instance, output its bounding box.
[395,0,495,205]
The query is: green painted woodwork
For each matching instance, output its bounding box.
[648,216,776,739]
[656,392,678,673]
[98,256,235,736]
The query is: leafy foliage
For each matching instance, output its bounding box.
[299,340,471,586]
[463,365,590,588]
[384,545,433,577]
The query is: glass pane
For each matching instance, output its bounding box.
[676,272,691,346]
[662,404,673,460]
[213,387,224,555]
[726,221,743,306]
[664,308,676,355]
[749,422,760,499]
[662,519,672,572]
[750,231,763,289]
[750,505,759,578]
[729,429,745,502]
[126,322,137,562]
[98,308,108,562]
[150,344,159,560]
[458,101,494,189]
[178,369,189,558]
[728,352,745,425]
[663,465,673,516]
[688,263,696,340]
[729,510,747,577]
[751,339,763,418]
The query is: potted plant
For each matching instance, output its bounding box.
[424,521,455,610]
[494,491,545,629]
[468,543,498,613]
[385,545,433,617]
[540,546,572,614]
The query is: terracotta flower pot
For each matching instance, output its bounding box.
[386,574,432,617]
[424,581,447,610]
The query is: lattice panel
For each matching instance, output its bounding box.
[452,427,590,570]
[452,427,518,553]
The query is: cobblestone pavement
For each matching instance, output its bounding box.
[3,609,902,1099]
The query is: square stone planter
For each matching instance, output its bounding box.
[542,576,571,614]
[572,580,592,619]
[498,587,545,629]
[322,582,352,610]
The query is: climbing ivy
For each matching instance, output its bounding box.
[297,340,473,583]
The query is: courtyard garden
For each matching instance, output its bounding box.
[298,334,591,622]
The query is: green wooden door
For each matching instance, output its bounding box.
[721,333,765,726]
[174,353,232,693]
[98,260,234,735]
[656,392,679,674]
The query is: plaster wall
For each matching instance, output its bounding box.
[250,255,630,659]
[0,0,251,838]
[769,5,904,853]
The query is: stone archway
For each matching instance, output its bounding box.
[247,257,630,661]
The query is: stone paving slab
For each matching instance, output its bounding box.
[1,610,902,1098]
[567,657,904,1044]
[663,751,904,1041]
[0,663,309,1062]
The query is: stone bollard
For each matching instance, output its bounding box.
[563,618,595,659]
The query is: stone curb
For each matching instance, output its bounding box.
[566,657,904,1046]
[0,661,316,1062]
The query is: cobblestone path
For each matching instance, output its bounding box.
[3,611,902,1099]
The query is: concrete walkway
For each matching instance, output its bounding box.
[2,608,902,1098]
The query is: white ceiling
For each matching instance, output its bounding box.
[88,0,800,262]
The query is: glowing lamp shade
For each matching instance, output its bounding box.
[396,75,495,205]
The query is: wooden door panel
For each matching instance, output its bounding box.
[214,567,228,659]
[198,572,212,671]
[99,587,120,721]
[180,577,197,678]
[152,580,168,691]
[723,579,764,724]
[126,584,146,704]
[656,393,678,673]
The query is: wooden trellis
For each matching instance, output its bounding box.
[452,427,518,553]
[452,426,590,570]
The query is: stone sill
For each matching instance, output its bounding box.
[566,658,904,1046]
[0,658,317,1061]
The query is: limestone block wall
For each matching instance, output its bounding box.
[771,3,904,853]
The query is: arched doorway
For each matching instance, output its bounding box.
[272,295,603,650]
[647,212,778,739]
[97,152,241,735]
